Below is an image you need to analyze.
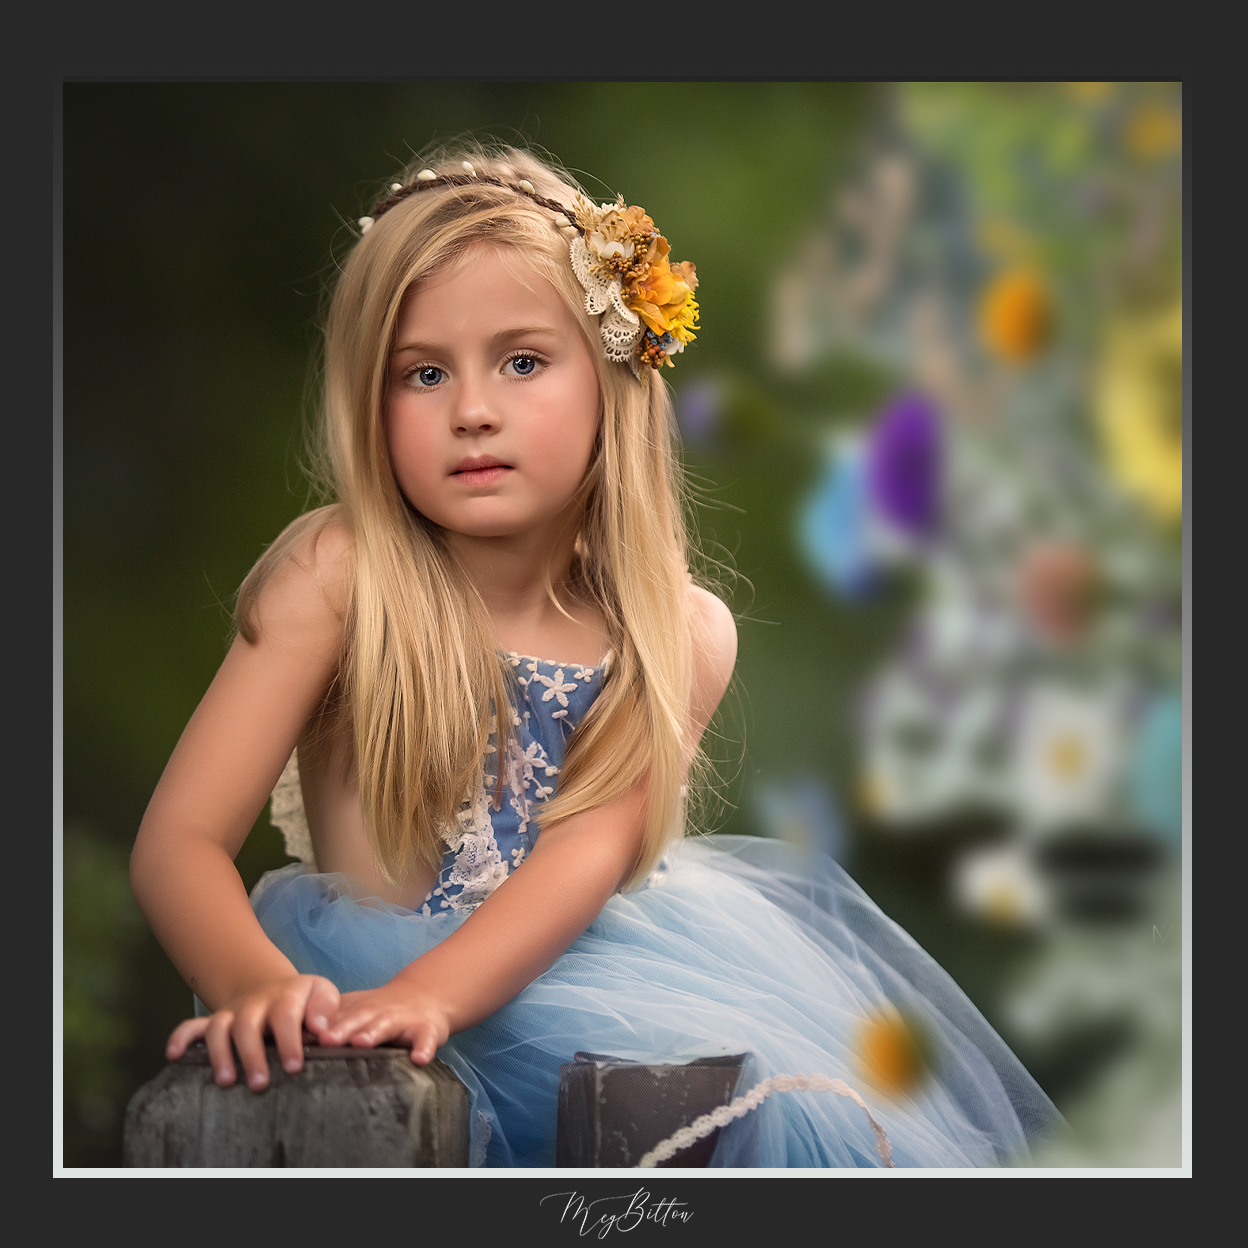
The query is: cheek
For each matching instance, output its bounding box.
[385,414,436,505]
[555,371,602,474]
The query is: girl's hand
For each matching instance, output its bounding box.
[315,982,452,1066]
[165,974,342,1092]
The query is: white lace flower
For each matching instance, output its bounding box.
[536,667,578,709]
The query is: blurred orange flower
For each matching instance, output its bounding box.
[979,269,1053,363]
[857,1010,929,1098]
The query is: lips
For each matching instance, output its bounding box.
[452,455,510,474]
[451,456,512,486]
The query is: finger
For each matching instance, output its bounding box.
[269,996,306,1076]
[204,1013,239,1087]
[409,1021,445,1066]
[349,1016,394,1047]
[232,1004,274,1092]
[304,978,342,1039]
[408,1030,436,1065]
[315,999,369,1047]
[166,1016,211,1060]
[322,1006,386,1048]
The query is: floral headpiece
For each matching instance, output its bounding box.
[360,164,700,377]
[568,193,700,375]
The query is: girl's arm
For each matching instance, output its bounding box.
[131,525,351,1090]
[316,586,738,1062]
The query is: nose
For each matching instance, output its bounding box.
[452,374,498,435]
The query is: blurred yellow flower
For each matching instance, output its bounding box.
[979,269,1053,363]
[1125,103,1182,161]
[1093,301,1183,523]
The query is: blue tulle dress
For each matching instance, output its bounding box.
[251,652,1066,1168]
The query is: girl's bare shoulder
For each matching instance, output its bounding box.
[687,583,738,708]
[244,509,356,651]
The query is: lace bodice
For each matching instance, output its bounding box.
[269,651,636,913]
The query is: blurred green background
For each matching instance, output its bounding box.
[60,83,1179,1167]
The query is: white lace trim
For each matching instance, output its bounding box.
[569,236,644,370]
[471,1111,493,1167]
[435,675,564,914]
[636,1072,895,1168]
[438,785,510,911]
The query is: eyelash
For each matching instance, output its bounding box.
[501,350,547,379]
[403,351,549,390]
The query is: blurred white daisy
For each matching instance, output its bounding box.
[952,841,1051,927]
[1011,683,1127,832]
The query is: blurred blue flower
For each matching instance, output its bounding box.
[1125,691,1183,848]
[865,392,942,539]
[756,777,846,862]
[798,438,879,601]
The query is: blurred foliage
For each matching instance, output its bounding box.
[62,824,146,1164]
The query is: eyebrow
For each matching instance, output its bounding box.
[391,325,563,355]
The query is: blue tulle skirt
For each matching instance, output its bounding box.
[250,835,1065,1168]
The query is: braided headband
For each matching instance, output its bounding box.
[358,163,699,375]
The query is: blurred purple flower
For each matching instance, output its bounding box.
[676,380,722,446]
[865,393,942,538]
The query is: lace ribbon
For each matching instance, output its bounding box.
[636,1072,896,1169]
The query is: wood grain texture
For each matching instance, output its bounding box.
[123,1046,469,1167]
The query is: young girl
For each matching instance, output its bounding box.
[131,143,1065,1168]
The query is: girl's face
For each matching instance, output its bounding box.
[385,246,601,543]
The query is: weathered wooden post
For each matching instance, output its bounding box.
[124,1045,469,1167]
[556,1052,750,1167]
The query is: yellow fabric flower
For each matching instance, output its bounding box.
[628,255,699,338]
[978,269,1053,363]
[1093,301,1183,523]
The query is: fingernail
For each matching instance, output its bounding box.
[284,1057,301,1073]
[216,1069,232,1083]
[310,1015,326,1029]
[249,1072,267,1089]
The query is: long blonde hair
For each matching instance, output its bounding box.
[237,143,701,890]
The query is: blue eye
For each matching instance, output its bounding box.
[508,356,537,376]
[415,366,444,387]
